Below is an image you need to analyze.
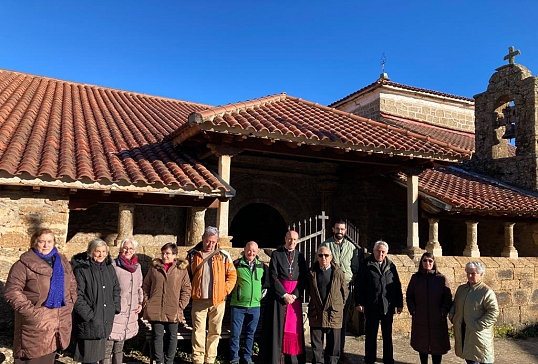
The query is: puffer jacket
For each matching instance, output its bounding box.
[354,255,403,315]
[5,249,77,359]
[72,253,121,340]
[109,257,143,341]
[307,262,347,328]
[450,280,499,363]
[143,258,191,322]
[187,242,237,305]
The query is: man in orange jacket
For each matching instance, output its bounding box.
[187,226,237,364]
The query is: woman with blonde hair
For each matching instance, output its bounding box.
[103,238,144,364]
[5,228,77,364]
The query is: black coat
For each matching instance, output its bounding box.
[406,271,452,355]
[72,253,121,340]
[354,256,403,315]
[260,246,307,364]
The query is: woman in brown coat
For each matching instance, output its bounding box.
[143,243,191,364]
[406,252,452,364]
[5,228,77,364]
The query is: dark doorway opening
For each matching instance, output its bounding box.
[229,203,287,249]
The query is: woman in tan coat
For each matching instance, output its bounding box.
[143,243,191,364]
[5,228,77,364]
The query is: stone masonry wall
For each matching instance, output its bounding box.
[0,187,70,248]
[379,93,475,133]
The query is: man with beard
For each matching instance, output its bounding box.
[321,220,362,364]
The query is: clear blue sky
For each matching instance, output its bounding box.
[1,1,537,107]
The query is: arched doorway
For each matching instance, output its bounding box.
[229,203,287,249]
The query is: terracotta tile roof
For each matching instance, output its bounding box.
[0,69,230,195]
[329,78,475,107]
[397,167,538,217]
[380,113,475,151]
[177,93,472,162]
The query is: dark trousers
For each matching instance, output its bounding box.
[151,321,178,364]
[310,327,341,364]
[419,352,442,364]
[341,283,352,353]
[364,312,394,364]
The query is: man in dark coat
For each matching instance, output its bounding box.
[354,241,403,364]
[260,230,307,364]
[307,246,347,364]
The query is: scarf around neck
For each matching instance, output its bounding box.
[33,247,65,308]
[116,253,139,273]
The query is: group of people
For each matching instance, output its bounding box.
[4,229,142,364]
[5,221,500,364]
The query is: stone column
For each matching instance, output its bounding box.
[463,220,480,257]
[187,207,206,246]
[501,222,518,258]
[425,218,443,256]
[216,154,231,246]
[405,174,422,257]
[115,203,134,246]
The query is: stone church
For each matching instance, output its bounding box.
[1,47,538,327]
[1,47,538,259]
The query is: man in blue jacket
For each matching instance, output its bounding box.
[229,241,268,364]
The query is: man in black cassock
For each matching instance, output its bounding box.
[260,230,307,364]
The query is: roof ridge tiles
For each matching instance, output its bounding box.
[195,93,288,121]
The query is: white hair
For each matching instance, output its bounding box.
[373,240,389,251]
[466,261,485,275]
[121,237,138,248]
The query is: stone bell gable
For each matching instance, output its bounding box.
[472,47,538,191]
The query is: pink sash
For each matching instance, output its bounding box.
[279,279,304,355]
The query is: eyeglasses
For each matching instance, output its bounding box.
[161,252,175,256]
[318,254,331,258]
[422,259,434,263]
[122,247,135,251]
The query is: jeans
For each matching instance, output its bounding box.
[229,306,261,363]
[151,321,178,364]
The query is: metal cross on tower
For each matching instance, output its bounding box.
[503,46,521,65]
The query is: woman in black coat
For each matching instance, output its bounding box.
[72,239,121,364]
[406,252,452,364]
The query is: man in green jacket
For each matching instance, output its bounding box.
[229,241,268,364]
[321,220,362,363]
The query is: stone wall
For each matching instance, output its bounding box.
[0,187,70,248]
[67,203,189,247]
[348,92,475,133]
[368,255,538,333]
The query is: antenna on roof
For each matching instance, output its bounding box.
[379,52,389,80]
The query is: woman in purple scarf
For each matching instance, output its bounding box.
[5,228,77,364]
[103,238,144,364]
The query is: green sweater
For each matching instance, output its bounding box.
[230,256,268,308]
